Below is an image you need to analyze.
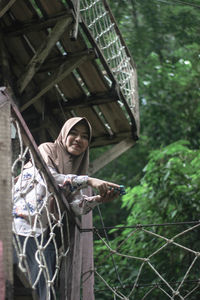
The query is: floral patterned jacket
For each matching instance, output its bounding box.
[13,166,100,236]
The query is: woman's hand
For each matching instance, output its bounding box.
[88,177,120,197]
[98,188,120,203]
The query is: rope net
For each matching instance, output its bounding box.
[89,219,200,299]
[80,0,137,113]
[11,117,70,299]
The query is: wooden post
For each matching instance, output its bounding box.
[81,211,95,300]
[59,221,83,300]
[0,88,13,299]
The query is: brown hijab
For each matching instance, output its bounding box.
[38,117,92,175]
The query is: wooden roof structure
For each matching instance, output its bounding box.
[0,0,139,174]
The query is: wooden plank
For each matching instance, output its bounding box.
[4,12,72,36]
[39,50,93,72]
[18,16,73,93]
[0,88,13,297]
[20,52,94,112]
[11,0,38,19]
[35,0,64,15]
[0,241,5,300]
[81,202,95,300]
[7,2,70,133]
[74,106,108,137]
[0,0,17,18]
[98,102,130,133]
[60,36,111,94]
[52,92,116,110]
[58,73,86,100]
[38,0,110,94]
[78,60,109,93]
[9,1,60,59]
[4,36,32,67]
[89,137,136,175]
[90,131,132,147]
[2,7,67,143]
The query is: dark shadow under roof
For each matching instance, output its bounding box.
[0,0,139,148]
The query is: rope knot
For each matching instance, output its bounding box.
[47,280,53,286]
[136,224,142,229]
[173,291,179,296]
[39,264,45,270]
[57,220,62,227]
[50,232,56,238]
[19,253,26,258]
[167,239,174,244]
[110,249,116,254]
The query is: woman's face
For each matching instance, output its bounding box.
[66,122,89,156]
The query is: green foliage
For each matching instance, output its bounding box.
[123,140,200,224]
[92,1,200,298]
[94,141,200,298]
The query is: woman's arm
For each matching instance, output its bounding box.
[87,177,121,197]
[49,167,88,190]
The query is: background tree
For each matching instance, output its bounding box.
[91,1,200,298]
[94,140,200,299]
[91,0,200,226]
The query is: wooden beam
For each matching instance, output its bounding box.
[90,131,132,148]
[17,15,73,94]
[70,0,80,40]
[0,32,13,89]
[81,201,95,300]
[4,12,72,36]
[0,88,13,298]
[52,91,117,110]
[20,52,95,112]
[89,137,136,175]
[0,0,17,18]
[39,49,96,72]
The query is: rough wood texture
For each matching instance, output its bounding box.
[0,89,13,296]
[4,12,72,36]
[0,241,5,300]
[0,0,17,17]
[18,16,73,93]
[21,52,95,112]
[81,209,95,300]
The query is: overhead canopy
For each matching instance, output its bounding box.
[0,0,139,172]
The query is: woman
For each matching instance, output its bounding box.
[13,117,121,299]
